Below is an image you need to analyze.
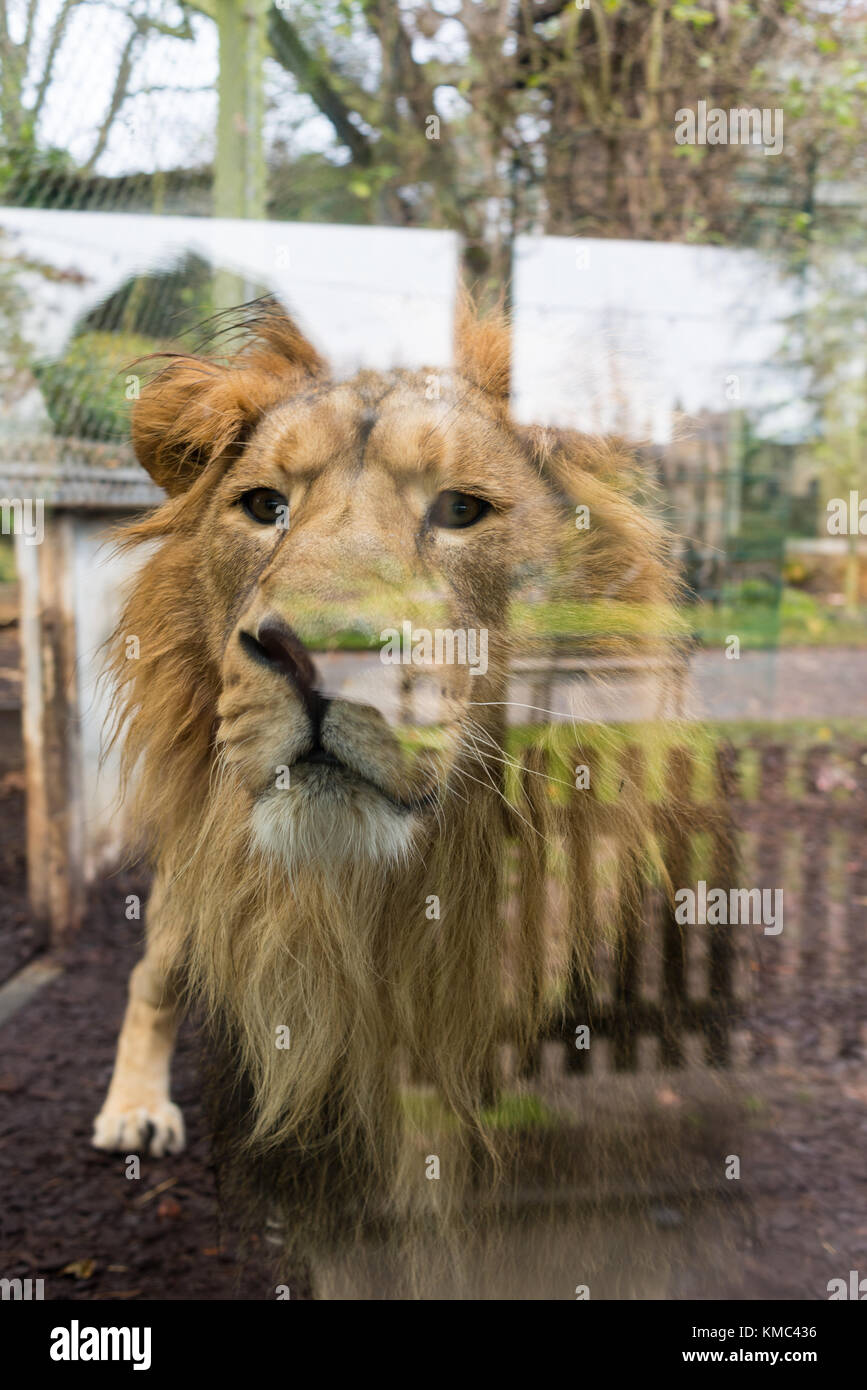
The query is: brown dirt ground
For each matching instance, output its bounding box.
[0,859,309,1300]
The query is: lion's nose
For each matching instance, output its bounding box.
[239,618,325,727]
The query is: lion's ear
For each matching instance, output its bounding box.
[132,304,326,497]
[454,289,510,407]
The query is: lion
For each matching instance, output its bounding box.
[92,295,687,1288]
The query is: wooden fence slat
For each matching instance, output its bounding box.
[751,743,786,1062]
[563,742,598,1073]
[705,742,738,1066]
[659,745,691,1068]
[611,745,645,1071]
[800,749,831,1024]
[515,745,549,1079]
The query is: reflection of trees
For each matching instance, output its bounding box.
[3,1,866,282]
[0,0,202,196]
[255,0,867,280]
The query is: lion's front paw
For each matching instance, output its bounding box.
[92,1099,186,1157]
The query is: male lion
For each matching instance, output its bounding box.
[93,297,684,1289]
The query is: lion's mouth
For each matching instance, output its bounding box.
[289,747,438,816]
[300,748,343,769]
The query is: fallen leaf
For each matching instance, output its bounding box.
[61,1259,95,1279]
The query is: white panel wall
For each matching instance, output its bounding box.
[511,234,804,443]
[0,208,460,375]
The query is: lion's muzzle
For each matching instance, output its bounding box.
[222,611,442,867]
[239,615,330,750]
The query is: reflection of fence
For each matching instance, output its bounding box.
[736,744,867,1064]
[511,741,738,1076]
[512,636,694,721]
[511,739,867,1076]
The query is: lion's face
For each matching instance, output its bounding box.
[196,372,560,868]
[122,300,673,887]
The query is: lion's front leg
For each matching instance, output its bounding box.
[92,939,185,1159]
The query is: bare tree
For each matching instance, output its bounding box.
[0,0,198,181]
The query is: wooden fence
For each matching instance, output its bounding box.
[511,739,867,1076]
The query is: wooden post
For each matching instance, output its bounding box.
[213,0,268,312]
[17,514,85,942]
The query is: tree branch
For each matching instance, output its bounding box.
[31,0,80,122]
[266,6,373,167]
[23,0,40,56]
[82,23,141,173]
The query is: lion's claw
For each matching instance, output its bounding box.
[92,1100,186,1157]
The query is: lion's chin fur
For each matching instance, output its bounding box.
[171,771,522,1267]
[250,771,419,875]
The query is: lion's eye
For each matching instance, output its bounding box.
[428,490,490,530]
[240,488,288,525]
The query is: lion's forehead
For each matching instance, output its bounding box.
[251,374,522,485]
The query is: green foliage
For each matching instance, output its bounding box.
[269,150,374,224]
[479,1093,558,1131]
[736,578,780,607]
[688,586,867,649]
[401,1088,559,1133]
[29,252,225,442]
[75,252,215,343]
[0,139,76,204]
[671,6,716,27]
[32,332,161,443]
[0,538,17,584]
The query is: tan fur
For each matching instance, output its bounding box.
[94,298,686,1269]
